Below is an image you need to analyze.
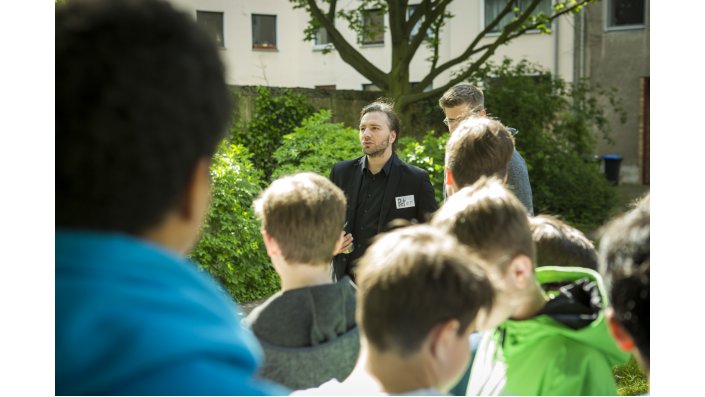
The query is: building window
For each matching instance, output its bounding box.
[315,85,336,90]
[315,27,332,46]
[607,0,645,29]
[407,4,433,41]
[361,9,385,45]
[362,83,382,92]
[196,11,224,48]
[411,81,433,92]
[252,14,277,49]
[484,0,552,33]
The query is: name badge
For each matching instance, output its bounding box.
[395,195,416,209]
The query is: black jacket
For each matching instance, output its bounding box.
[329,153,438,280]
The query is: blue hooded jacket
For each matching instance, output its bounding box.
[56,230,286,395]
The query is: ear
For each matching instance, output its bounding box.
[445,168,458,197]
[606,307,636,352]
[390,130,397,144]
[506,255,534,289]
[445,167,455,187]
[262,229,282,258]
[429,319,461,360]
[179,158,211,222]
[479,108,487,117]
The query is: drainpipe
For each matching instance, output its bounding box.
[579,9,585,80]
[554,14,559,76]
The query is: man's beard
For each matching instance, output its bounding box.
[362,136,390,158]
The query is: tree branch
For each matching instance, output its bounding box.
[301,0,389,88]
[402,0,592,106]
[415,0,590,93]
[404,0,453,65]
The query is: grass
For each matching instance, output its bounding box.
[613,356,649,395]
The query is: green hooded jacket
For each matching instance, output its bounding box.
[466,266,631,396]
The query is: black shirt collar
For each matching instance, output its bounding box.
[360,153,394,176]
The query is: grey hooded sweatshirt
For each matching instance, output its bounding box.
[244,277,359,390]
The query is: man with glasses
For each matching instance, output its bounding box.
[439,83,533,214]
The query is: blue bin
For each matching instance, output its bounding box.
[601,154,623,184]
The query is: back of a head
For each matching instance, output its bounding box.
[255,172,346,264]
[599,194,650,365]
[56,0,231,234]
[431,177,535,267]
[445,117,515,188]
[361,99,400,149]
[438,83,484,110]
[530,215,598,270]
[355,225,494,355]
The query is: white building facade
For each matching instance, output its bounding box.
[167,0,577,89]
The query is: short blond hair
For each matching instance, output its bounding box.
[445,117,514,188]
[254,172,346,264]
[431,177,534,268]
[355,225,494,354]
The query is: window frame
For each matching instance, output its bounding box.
[313,26,334,51]
[252,13,278,50]
[604,0,646,32]
[482,0,553,36]
[411,81,433,92]
[360,8,385,46]
[196,10,225,48]
[407,4,426,41]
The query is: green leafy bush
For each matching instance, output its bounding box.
[232,86,315,182]
[469,59,622,230]
[189,141,279,303]
[398,131,448,204]
[272,109,361,179]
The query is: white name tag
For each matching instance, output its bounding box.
[395,195,416,209]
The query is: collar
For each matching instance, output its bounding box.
[360,153,394,176]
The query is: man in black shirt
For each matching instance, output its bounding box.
[329,101,438,281]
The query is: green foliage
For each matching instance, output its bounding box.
[272,109,361,179]
[232,86,315,182]
[469,59,623,230]
[613,356,649,395]
[189,141,279,303]
[398,131,448,203]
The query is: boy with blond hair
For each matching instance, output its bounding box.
[439,83,533,213]
[444,117,515,197]
[296,225,494,395]
[432,177,629,396]
[245,172,359,389]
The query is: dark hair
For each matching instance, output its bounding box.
[356,225,494,355]
[530,215,598,270]
[56,0,231,234]
[598,194,649,364]
[254,173,346,265]
[361,99,400,151]
[439,83,485,110]
[445,117,515,188]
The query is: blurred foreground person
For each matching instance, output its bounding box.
[56,0,283,394]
